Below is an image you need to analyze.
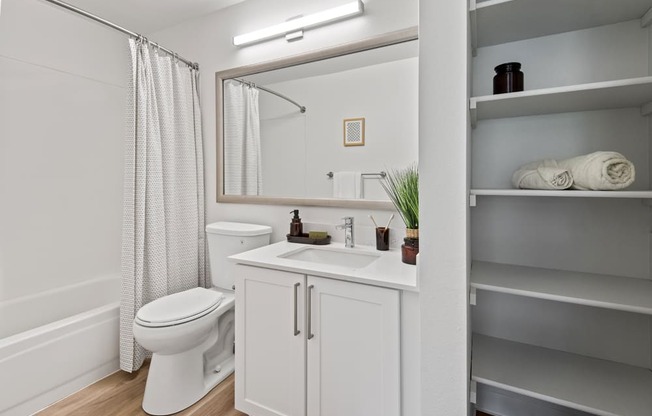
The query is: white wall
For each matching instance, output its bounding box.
[0,0,127,304]
[419,0,471,415]
[150,0,417,244]
[257,57,418,200]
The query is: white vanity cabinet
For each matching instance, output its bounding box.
[234,265,306,416]
[306,275,400,416]
[233,264,401,416]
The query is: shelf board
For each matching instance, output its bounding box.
[470,77,652,126]
[472,334,652,416]
[471,261,652,315]
[470,0,652,50]
[470,189,652,200]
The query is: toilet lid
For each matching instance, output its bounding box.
[135,287,224,328]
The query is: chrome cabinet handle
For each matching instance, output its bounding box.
[293,282,300,336]
[307,285,314,340]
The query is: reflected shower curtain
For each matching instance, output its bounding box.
[223,80,262,195]
[120,38,206,372]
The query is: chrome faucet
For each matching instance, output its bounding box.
[337,217,355,248]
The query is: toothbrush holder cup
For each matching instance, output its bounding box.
[375,227,390,251]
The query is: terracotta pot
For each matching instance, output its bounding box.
[401,237,419,265]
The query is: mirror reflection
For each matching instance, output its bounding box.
[220,37,418,204]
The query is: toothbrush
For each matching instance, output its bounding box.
[384,214,395,230]
[369,215,379,228]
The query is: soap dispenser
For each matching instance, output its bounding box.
[289,209,303,236]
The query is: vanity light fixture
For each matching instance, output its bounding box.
[233,0,364,47]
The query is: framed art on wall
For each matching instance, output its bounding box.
[343,117,365,146]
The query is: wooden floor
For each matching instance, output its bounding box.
[37,361,246,416]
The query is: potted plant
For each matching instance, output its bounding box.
[381,164,419,264]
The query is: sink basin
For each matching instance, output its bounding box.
[279,246,381,268]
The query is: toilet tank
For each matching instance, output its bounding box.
[206,222,272,290]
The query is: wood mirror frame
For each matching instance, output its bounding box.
[216,26,418,209]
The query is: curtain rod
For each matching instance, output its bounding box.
[231,78,307,113]
[41,0,199,70]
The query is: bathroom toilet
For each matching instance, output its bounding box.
[132,221,272,415]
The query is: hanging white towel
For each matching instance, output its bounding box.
[333,171,362,199]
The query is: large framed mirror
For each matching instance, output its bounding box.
[216,27,418,209]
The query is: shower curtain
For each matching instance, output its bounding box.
[223,80,263,195]
[120,38,206,372]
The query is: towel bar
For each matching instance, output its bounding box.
[326,171,386,179]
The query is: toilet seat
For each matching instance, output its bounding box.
[135,287,224,328]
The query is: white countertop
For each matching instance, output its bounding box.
[229,241,419,292]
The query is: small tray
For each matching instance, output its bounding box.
[286,233,331,245]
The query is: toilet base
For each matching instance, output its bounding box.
[142,348,235,415]
[135,293,236,415]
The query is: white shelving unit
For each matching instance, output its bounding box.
[470,0,652,50]
[472,334,652,416]
[471,261,652,315]
[469,0,652,414]
[470,77,652,127]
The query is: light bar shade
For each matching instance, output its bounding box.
[233,1,364,46]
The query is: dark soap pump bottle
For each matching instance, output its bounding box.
[290,210,303,236]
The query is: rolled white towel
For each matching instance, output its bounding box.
[557,151,635,190]
[512,159,574,190]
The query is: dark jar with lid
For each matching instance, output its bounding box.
[493,62,523,94]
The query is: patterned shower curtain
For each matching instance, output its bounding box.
[223,79,263,195]
[120,38,206,372]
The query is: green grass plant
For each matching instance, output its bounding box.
[381,164,419,230]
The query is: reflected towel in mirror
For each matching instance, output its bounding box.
[333,171,363,199]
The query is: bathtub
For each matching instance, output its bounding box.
[0,276,120,416]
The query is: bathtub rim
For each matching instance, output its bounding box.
[0,274,120,339]
[0,301,120,360]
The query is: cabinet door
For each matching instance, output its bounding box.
[234,265,306,416]
[306,276,400,416]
